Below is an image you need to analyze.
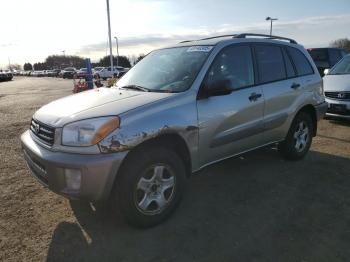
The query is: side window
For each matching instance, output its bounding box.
[287,47,314,76]
[282,48,296,78]
[255,45,286,83]
[329,49,342,67]
[206,45,254,90]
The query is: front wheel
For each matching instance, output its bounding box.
[114,147,187,227]
[278,112,313,160]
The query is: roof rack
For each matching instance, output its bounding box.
[179,34,237,44]
[234,33,298,44]
[179,33,297,44]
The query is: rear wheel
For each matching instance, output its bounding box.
[278,112,313,160]
[114,147,187,227]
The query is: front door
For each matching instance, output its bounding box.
[196,45,265,167]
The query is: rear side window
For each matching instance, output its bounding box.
[329,49,342,67]
[282,48,296,78]
[255,45,286,83]
[207,45,254,90]
[287,47,314,76]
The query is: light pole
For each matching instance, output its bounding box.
[114,36,119,67]
[106,0,114,69]
[266,17,278,36]
[62,50,65,56]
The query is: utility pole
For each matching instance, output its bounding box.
[266,17,278,36]
[106,0,114,69]
[62,50,65,56]
[8,58,11,70]
[114,37,119,67]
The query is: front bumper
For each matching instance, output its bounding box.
[325,98,350,119]
[21,130,128,201]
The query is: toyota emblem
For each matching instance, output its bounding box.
[34,123,40,134]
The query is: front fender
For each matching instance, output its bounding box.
[97,91,200,170]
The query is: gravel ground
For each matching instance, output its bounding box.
[1,77,350,262]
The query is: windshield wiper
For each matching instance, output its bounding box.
[120,85,150,92]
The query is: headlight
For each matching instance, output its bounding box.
[62,116,120,146]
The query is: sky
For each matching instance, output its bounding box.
[0,0,349,68]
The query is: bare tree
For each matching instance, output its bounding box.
[330,38,350,53]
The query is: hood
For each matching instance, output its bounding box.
[323,74,350,91]
[34,87,174,127]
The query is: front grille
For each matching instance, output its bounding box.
[30,119,55,145]
[325,91,350,101]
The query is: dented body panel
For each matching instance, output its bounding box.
[99,89,201,170]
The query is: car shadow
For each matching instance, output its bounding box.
[324,116,350,127]
[46,147,350,262]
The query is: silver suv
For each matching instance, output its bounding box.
[21,33,327,227]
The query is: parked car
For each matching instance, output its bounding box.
[0,70,13,81]
[93,67,104,72]
[50,70,61,77]
[308,48,347,76]
[21,33,327,227]
[36,71,46,77]
[76,68,88,78]
[323,54,350,119]
[96,66,124,80]
[61,67,77,79]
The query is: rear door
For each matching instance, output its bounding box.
[253,44,302,143]
[255,45,314,143]
[197,44,264,166]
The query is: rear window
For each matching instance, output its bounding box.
[255,45,286,83]
[287,47,314,76]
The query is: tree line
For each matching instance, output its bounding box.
[330,38,350,53]
[23,53,145,71]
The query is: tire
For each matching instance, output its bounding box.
[114,147,187,228]
[278,111,313,160]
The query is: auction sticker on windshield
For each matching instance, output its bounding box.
[187,46,213,52]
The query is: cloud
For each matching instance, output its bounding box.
[73,14,350,58]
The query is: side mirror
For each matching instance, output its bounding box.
[202,79,233,98]
[324,69,330,75]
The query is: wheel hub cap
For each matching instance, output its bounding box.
[293,121,309,153]
[135,164,176,215]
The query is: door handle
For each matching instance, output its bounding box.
[291,83,301,89]
[248,93,262,102]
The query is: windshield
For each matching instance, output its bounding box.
[329,55,350,75]
[115,46,212,93]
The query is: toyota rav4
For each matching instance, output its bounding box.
[21,33,327,227]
